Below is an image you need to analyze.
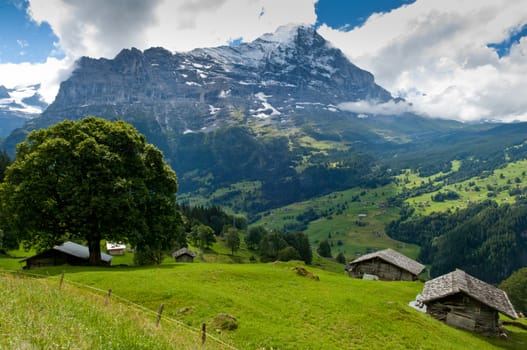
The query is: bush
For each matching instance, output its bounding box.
[317,240,332,258]
[277,246,301,262]
[336,252,346,264]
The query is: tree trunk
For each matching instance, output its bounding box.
[88,239,102,266]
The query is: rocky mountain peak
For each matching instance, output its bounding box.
[37,24,393,134]
[0,85,10,99]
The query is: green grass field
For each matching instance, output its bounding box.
[2,261,525,349]
[0,272,229,349]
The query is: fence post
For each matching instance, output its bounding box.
[201,322,206,345]
[105,288,112,306]
[59,271,65,290]
[156,303,164,327]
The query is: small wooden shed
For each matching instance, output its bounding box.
[345,248,425,281]
[20,241,112,269]
[172,247,197,262]
[420,269,518,334]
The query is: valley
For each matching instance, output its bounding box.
[1,22,527,349]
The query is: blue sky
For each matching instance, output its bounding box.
[0,0,58,63]
[1,0,527,122]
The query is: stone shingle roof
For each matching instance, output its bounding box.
[421,269,518,319]
[172,247,197,259]
[349,248,425,276]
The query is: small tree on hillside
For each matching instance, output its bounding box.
[284,232,312,264]
[317,240,332,258]
[259,231,288,262]
[336,252,346,264]
[224,227,241,255]
[245,226,266,250]
[190,224,216,251]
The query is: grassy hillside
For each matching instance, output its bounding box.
[253,184,419,260]
[2,262,525,349]
[0,273,229,349]
[398,159,527,216]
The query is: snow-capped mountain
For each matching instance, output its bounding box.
[36,25,393,133]
[0,84,48,137]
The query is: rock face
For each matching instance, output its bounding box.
[39,24,393,133]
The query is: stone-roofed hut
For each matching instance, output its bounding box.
[172,247,197,262]
[420,269,518,334]
[20,241,112,269]
[345,248,425,281]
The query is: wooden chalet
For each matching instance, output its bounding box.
[171,247,197,262]
[420,269,518,334]
[20,241,112,269]
[345,248,425,281]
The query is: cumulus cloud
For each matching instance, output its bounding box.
[27,0,317,58]
[318,0,527,122]
[0,56,74,103]
[338,100,413,116]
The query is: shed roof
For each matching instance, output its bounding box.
[20,241,112,263]
[421,269,518,319]
[349,248,425,276]
[172,247,197,259]
[54,241,113,263]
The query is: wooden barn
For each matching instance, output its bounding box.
[345,248,425,281]
[172,247,197,262]
[20,241,112,269]
[420,269,518,334]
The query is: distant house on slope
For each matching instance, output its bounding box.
[345,248,425,281]
[106,241,126,256]
[20,241,112,269]
[420,269,518,334]
[172,247,197,263]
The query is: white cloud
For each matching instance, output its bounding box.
[0,56,74,103]
[338,100,413,116]
[27,0,317,57]
[318,0,527,122]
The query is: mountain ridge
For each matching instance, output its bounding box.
[32,25,392,133]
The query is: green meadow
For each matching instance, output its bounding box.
[254,184,420,259]
[1,259,526,349]
[399,159,527,216]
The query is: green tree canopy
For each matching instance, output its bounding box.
[190,224,216,251]
[0,117,184,265]
[499,267,527,314]
[259,231,288,262]
[224,226,241,256]
[317,240,332,258]
[245,226,266,250]
[0,150,11,181]
[284,232,312,265]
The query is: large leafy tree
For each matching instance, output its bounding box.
[0,116,184,265]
